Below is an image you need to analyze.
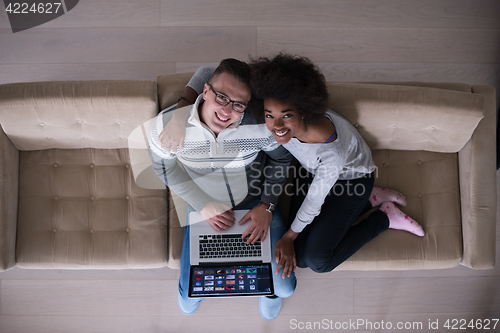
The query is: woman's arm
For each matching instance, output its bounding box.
[158,86,197,151]
[275,228,299,278]
[158,66,216,151]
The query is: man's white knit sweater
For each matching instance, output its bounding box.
[149,94,291,212]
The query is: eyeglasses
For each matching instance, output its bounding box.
[207,83,248,113]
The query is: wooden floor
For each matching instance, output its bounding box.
[0,1,499,332]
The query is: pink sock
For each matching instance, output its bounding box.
[369,187,407,207]
[380,202,425,237]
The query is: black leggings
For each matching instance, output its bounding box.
[289,169,389,273]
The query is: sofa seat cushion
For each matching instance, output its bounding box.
[16,148,168,269]
[336,150,462,270]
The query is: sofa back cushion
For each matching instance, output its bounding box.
[157,74,484,153]
[157,72,194,110]
[327,83,484,152]
[0,80,158,151]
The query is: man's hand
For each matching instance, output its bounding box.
[158,107,189,152]
[200,202,235,231]
[275,229,298,279]
[239,205,272,244]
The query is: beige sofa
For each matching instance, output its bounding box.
[0,74,496,272]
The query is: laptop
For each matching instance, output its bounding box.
[188,210,274,298]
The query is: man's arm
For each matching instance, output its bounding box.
[149,113,213,212]
[150,149,236,230]
[150,112,238,230]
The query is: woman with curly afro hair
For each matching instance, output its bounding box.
[250,54,424,277]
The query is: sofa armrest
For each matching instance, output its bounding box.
[0,125,19,271]
[458,85,497,269]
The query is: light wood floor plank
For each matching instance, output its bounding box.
[0,266,177,280]
[257,27,500,64]
[317,63,500,88]
[175,62,219,73]
[280,278,353,315]
[354,276,500,314]
[63,0,159,28]
[32,0,160,28]
[1,280,289,317]
[161,0,500,29]
[0,27,256,64]
[0,1,162,29]
[0,279,353,317]
[1,280,179,316]
[295,313,500,332]
[0,315,298,333]
[0,63,175,84]
[0,6,9,29]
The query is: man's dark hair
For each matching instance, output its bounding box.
[249,54,329,125]
[210,58,251,87]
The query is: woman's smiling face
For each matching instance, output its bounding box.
[264,98,308,144]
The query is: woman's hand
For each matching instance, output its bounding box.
[158,106,190,152]
[239,205,272,244]
[158,87,198,152]
[275,229,299,278]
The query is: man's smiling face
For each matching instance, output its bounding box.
[199,72,251,135]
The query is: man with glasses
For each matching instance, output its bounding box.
[149,59,296,320]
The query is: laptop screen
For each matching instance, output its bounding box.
[188,262,274,298]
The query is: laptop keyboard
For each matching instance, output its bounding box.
[199,234,262,259]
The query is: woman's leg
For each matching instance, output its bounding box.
[291,172,389,272]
